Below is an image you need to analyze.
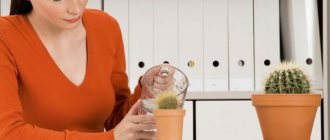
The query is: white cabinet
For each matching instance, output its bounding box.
[196,101,262,140]
[311,107,322,140]
[196,100,322,140]
[183,101,193,140]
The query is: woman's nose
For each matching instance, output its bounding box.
[67,0,82,15]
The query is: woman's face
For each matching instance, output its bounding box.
[29,0,88,30]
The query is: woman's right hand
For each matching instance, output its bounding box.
[114,100,156,140]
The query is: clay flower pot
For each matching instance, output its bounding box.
[252,94,321,140]
[154,109,186,140]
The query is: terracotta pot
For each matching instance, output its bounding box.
[252,94,321,140]
[154,109,185,140]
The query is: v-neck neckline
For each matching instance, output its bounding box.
[22,12,91,90]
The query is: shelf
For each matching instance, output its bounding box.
[185,89,324,100]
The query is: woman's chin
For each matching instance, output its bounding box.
[61,22,82,30]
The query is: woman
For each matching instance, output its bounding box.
[0,0,172,139]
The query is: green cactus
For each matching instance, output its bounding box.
[264,62,311,94]
[156,91,179,109]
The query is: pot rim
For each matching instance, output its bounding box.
[251,94,321,107]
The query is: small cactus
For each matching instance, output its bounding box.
[264,62,311,94]
[156,91,179,109]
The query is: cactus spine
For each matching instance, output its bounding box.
[156,91,179,109]
[264,62,311,94]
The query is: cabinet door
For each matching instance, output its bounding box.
[196,101,262,140]
[311,107,322,140]
[183,101,193,140]
[196,100,322,140]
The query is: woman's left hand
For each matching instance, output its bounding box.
[141,65,175,93]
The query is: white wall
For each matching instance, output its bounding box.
[0,0,10,16]
[86,0,102,10]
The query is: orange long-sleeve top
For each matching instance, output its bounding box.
[0,9,141,140]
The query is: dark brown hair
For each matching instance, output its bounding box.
[10,0,33,15]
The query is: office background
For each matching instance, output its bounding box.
[1,0,329,140]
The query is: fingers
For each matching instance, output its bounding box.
[126,129,156,140]
[115,110,157,140]
[128,115,156,139]
[154,76,173,84]
[124,122,156,132]
[153,66,175,90]
[137,102,148,115]
[142,66,161,86]
[153,78,174,90]
[118,123,156,140]
[128,115,156,124]
[136,123,156,131]
[142,65,175,86]
[127,100,141,115]
[158,65,175,78]
[136,130,156,139]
